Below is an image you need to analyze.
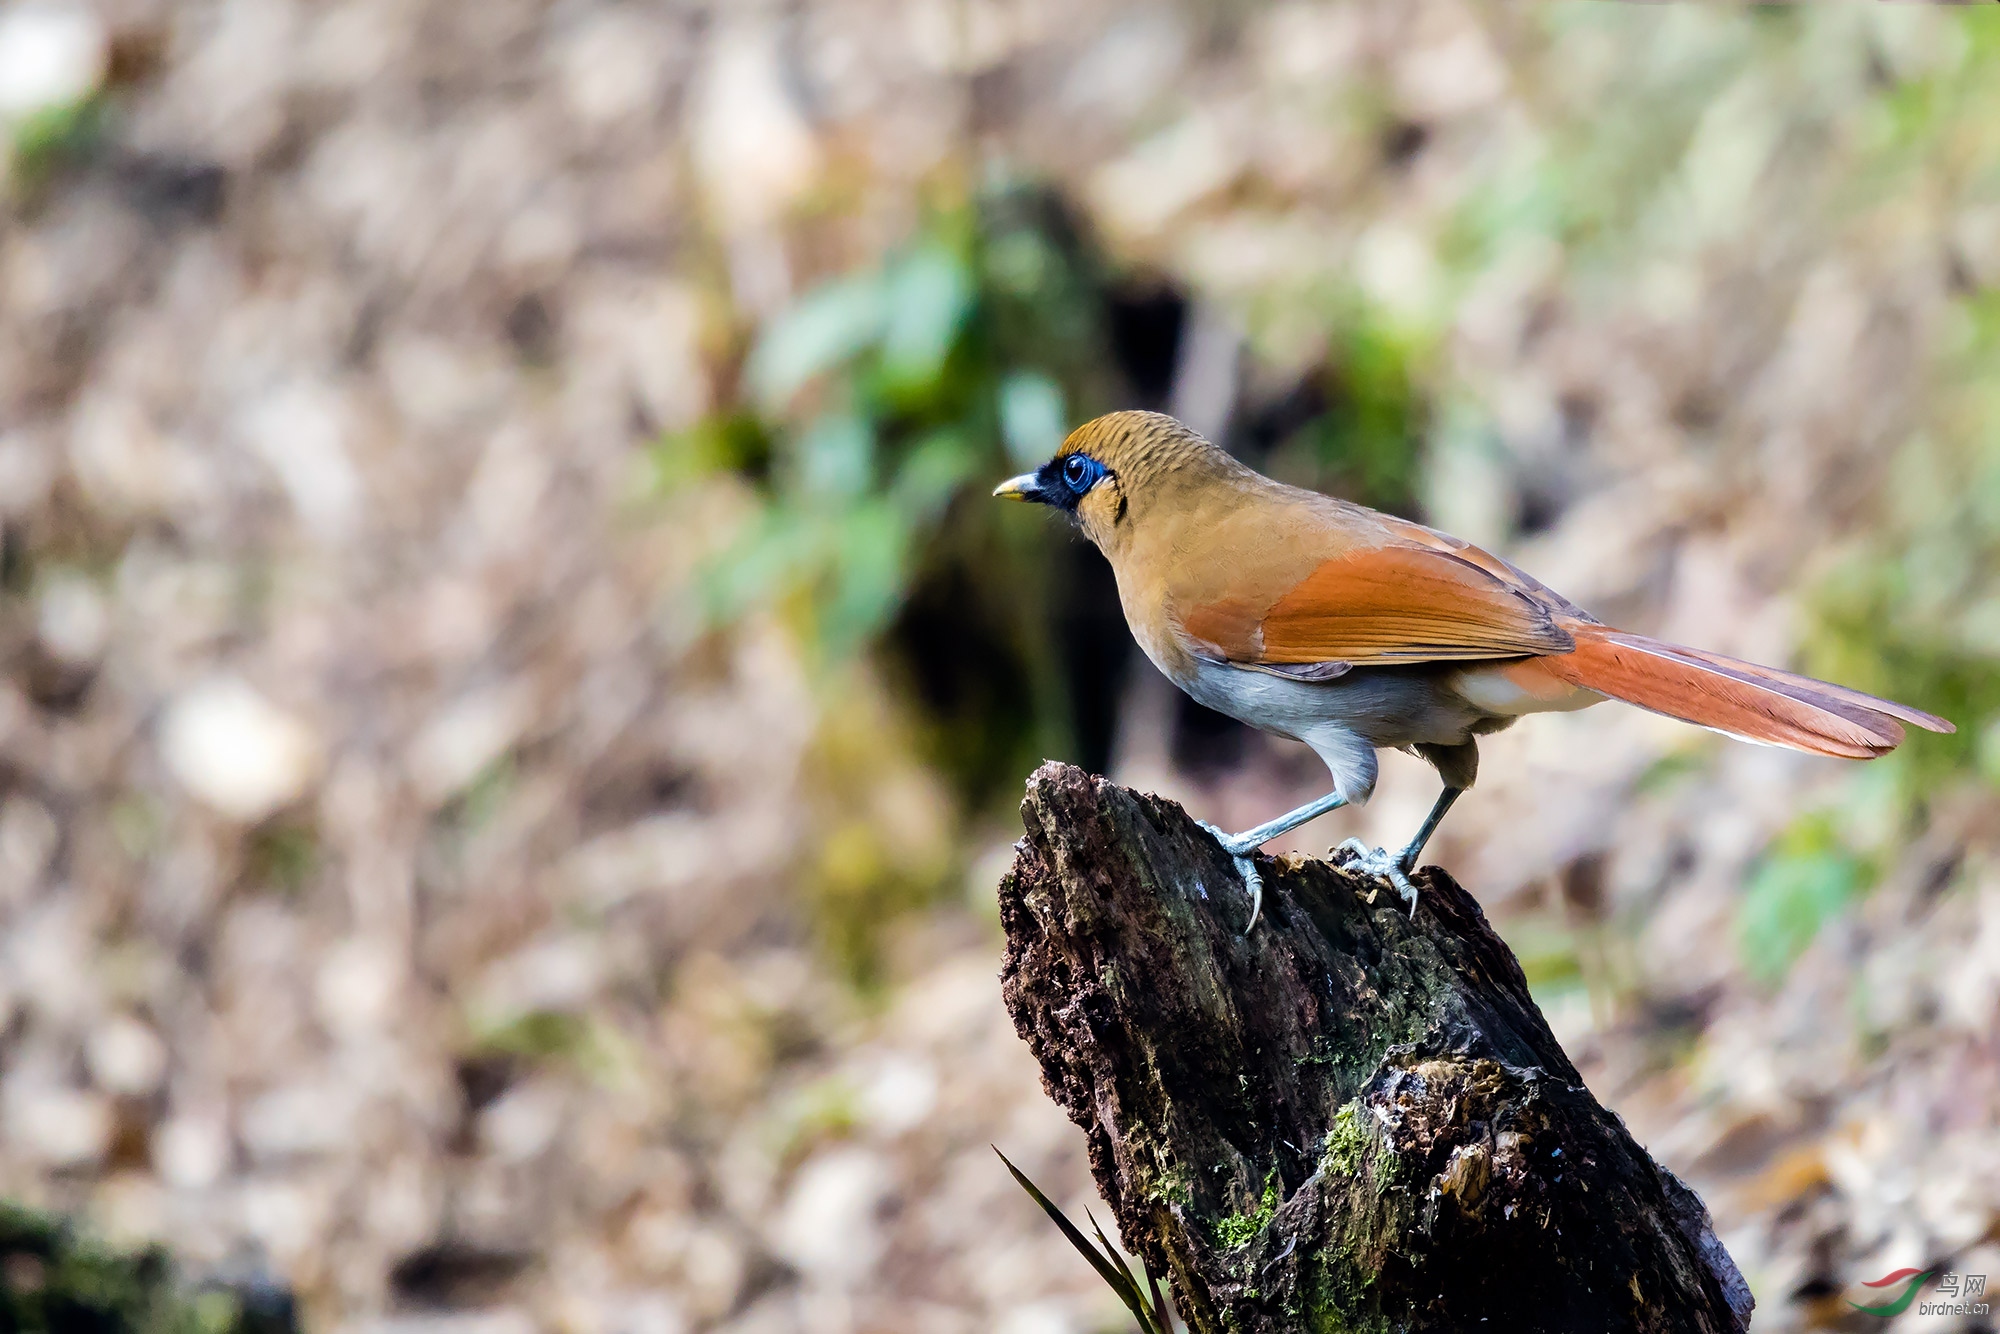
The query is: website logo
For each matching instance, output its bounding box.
[1850,1268,1989,1318]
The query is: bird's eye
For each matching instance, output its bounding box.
[1062,455,1095,492]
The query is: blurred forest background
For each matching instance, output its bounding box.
[0,1,1997,1331]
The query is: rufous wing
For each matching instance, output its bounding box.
[1181,541,1574,667]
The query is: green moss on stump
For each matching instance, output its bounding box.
[1321,1103,1368,1177]
[1213,1176,1279,1250]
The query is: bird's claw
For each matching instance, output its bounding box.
[1197,820,1261,858]
[1199,822,1265,933]
[1332,838,1420,915]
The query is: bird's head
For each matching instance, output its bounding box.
[992,410,1241,555]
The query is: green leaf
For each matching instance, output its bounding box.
[820,502,910,657]
[880,243,974,388]
[797,413,876,498]
[748,273,888,410]
[891,429,976,521]
[1737,815,1873,985]
[699,506,828,624]
[652,411,773,490]
[999,371,1067,466]
[985,228,1052,295]
[10,95,105,188]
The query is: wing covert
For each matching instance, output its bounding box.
[1182,542,1574,667]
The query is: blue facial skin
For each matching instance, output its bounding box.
[1034,452,1107,512]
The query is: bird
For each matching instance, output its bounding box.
[995,410,1952,930]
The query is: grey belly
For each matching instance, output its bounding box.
[1172,658,1513,804]
[1179,659,1493,750]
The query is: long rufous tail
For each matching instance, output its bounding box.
[1542,625,1954,759]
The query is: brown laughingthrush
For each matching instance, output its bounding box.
[996,410,1952,929]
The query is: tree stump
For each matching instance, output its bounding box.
[998,763,1754,1334]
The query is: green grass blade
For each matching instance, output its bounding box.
[994,1146,1175,1334]
[1090,1208,1177,1333]
[1147,1264,1173,1331]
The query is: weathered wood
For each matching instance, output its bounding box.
[998,763,1753,1334]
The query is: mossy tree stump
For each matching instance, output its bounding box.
[998,763,1753,1334]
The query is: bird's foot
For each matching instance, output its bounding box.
[1198,821,1265,859]
[1198,822,1265,933]
[1331,839,1419,915]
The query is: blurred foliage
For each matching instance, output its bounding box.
[472,1008,591,1063]
[1737,814,1875,988]
[1764,13,2000,977]
[808,809,937,990]
[1259,313,1431,517]
[1793,15,2000,803]
[661,182,1128,982]
[466,1006,645,1092]
[1510,914,1586,996]
[8,96,105,196]
[0,1202,292,1334]
[668,183,1116,671]
[770,1074,862,1174]
[664,183,1133,824]
[799,671,956,990]
[241,823,317,898]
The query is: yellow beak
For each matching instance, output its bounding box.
[992,473,1042,502]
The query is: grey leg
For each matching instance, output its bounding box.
[1397,785,1462,869]
[1212,789,1353,856]
[1334,786,1464,916]
[1199,789,1351,933]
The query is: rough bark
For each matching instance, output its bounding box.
[998,763,1754,1334]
